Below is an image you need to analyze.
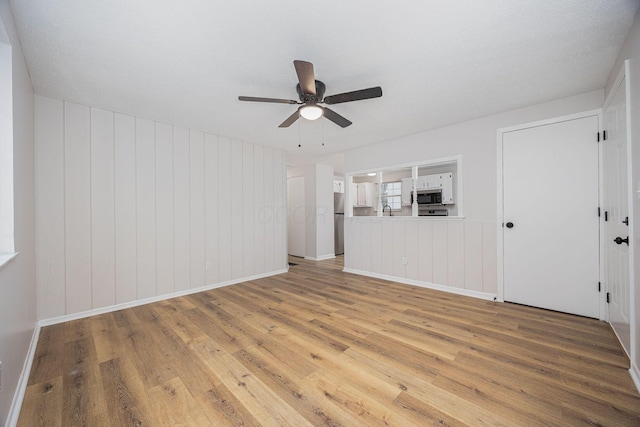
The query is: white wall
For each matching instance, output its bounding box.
[287,176,305,257]
[303,163,334,260]
[35,95,287,319]
[344,90,603,296]
[0,1,36,423]
[605,7,640,388]
[313,163,334,259]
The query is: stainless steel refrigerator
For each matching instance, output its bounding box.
[334,192,344,255]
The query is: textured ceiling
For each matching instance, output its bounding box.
[9,0,639,171]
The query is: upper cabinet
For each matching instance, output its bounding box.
[357,182,375,207]
[333,180,345,193]
[351,182,376,207]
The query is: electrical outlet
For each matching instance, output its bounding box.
[205,261,211,271]
[402,256,408,265]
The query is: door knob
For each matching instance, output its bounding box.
[505,222,514,229]
[614,236,629,245]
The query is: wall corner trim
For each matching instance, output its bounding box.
[6,322,41,427]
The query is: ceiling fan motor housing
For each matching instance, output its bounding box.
[296,80,326,103]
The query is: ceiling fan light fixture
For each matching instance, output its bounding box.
[300,104,323,120]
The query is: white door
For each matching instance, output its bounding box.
[603,70,631,354]
[502,115,600,318]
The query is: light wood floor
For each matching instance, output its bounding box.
[19,256,640,426]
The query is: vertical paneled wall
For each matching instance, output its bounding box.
[344,217,497,296]
[35,96,287,319]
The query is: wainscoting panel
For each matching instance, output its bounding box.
[35,95,288,318]
[155,122,175,296]
[64,102,92,314]
[217,137,232,282]
[205,133,220,285]
[114,113,137,304]
[135,117,156,300]
[253,144,265,275]
[417,220,434,284]
[173,126,191,293]
[345,217,497,298]
[432,220,448,286]
[263,146,275,273]
[35,97,66,319]
[405,220,419,281]
[242,142,255,278]
[189,130,206,290]
[273,150,286,270]
[464,221,484,293]
[90,108,116,308]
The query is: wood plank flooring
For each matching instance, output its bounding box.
[18,256,640,426]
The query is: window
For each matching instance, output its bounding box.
[0,29,15,265]
[380,182,401,210]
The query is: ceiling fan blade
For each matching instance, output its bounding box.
[293,60,316,96]
[239,96,299,104]
[322,107,352,128]
[279,109,301,128]
[323,86,383,105]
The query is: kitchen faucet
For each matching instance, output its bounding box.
[383,204,393,216]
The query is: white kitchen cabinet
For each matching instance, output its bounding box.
[333,180,345,193]
[401,177,413,205]
[355,182,375,207]
[441,173,454,204]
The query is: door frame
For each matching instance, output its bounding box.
[603,59,635,356]
[496,109,604,320]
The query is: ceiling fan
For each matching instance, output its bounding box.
[238,60,382,128]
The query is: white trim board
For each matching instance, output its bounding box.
[630,363,640,395]
[5,323,41,427]
[304,254,336,261]
[343,267,497,301]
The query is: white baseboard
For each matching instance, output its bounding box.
[342,268,497,301]
[39,268,287,327]
[630,363,640,394]
[304,254,336,261]
[5,322,41,427]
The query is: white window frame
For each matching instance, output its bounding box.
[0,22,16,270]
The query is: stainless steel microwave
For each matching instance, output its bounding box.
[412,189,442,206]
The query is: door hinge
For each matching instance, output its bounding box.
[598,282,601,292]
[606,292,610,303]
